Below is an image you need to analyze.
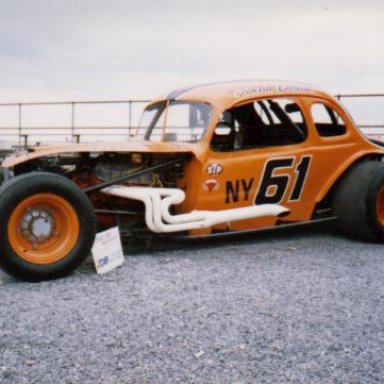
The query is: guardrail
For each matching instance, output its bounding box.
[0,93,383,149]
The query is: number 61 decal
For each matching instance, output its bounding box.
[255,155,312,205]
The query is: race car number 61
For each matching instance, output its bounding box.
[255,155,312,204]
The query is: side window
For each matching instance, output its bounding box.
[311,103,347,137]
[210,98,307,152]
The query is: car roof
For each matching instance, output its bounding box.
[160,80,333,109]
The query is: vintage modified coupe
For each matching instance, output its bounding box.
[1,80,384,281]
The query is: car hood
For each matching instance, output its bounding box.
[2,140,198,168]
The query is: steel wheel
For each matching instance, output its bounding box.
[8,193,80,265]
[376,186,384,226]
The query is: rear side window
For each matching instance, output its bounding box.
[311,103,347,137]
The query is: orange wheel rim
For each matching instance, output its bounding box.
[377,186,384,226]
[8,193,80,265]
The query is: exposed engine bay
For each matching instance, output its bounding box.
[11,151,189,236]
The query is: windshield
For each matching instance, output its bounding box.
[138,101,212,142]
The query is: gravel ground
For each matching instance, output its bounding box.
[1,221,384,384]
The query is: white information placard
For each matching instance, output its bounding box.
[92,226,125,274]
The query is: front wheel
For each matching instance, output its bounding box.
[0,172,96,281]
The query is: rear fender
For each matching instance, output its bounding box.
[316,151,384,204]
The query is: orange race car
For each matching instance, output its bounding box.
[1,80,384,281]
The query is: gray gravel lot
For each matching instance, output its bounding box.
[1,222,384,384]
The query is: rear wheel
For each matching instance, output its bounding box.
[0,172,96,281]
[332,161,384,241]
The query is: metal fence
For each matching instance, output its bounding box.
[0,99,150,149]
[335,93,384,139]
[0,93,383,149]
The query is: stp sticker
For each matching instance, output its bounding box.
[206,163,223,175]
[202,179,220,193]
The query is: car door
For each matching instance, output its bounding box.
[195,96,322,231]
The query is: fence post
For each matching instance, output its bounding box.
[71,102,76,143]
[128,100,132,138]
[18,103,23,148]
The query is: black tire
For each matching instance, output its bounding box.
[332,161,384,241]
[0,172,96,281]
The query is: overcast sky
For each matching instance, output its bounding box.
[0,0,383,102]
